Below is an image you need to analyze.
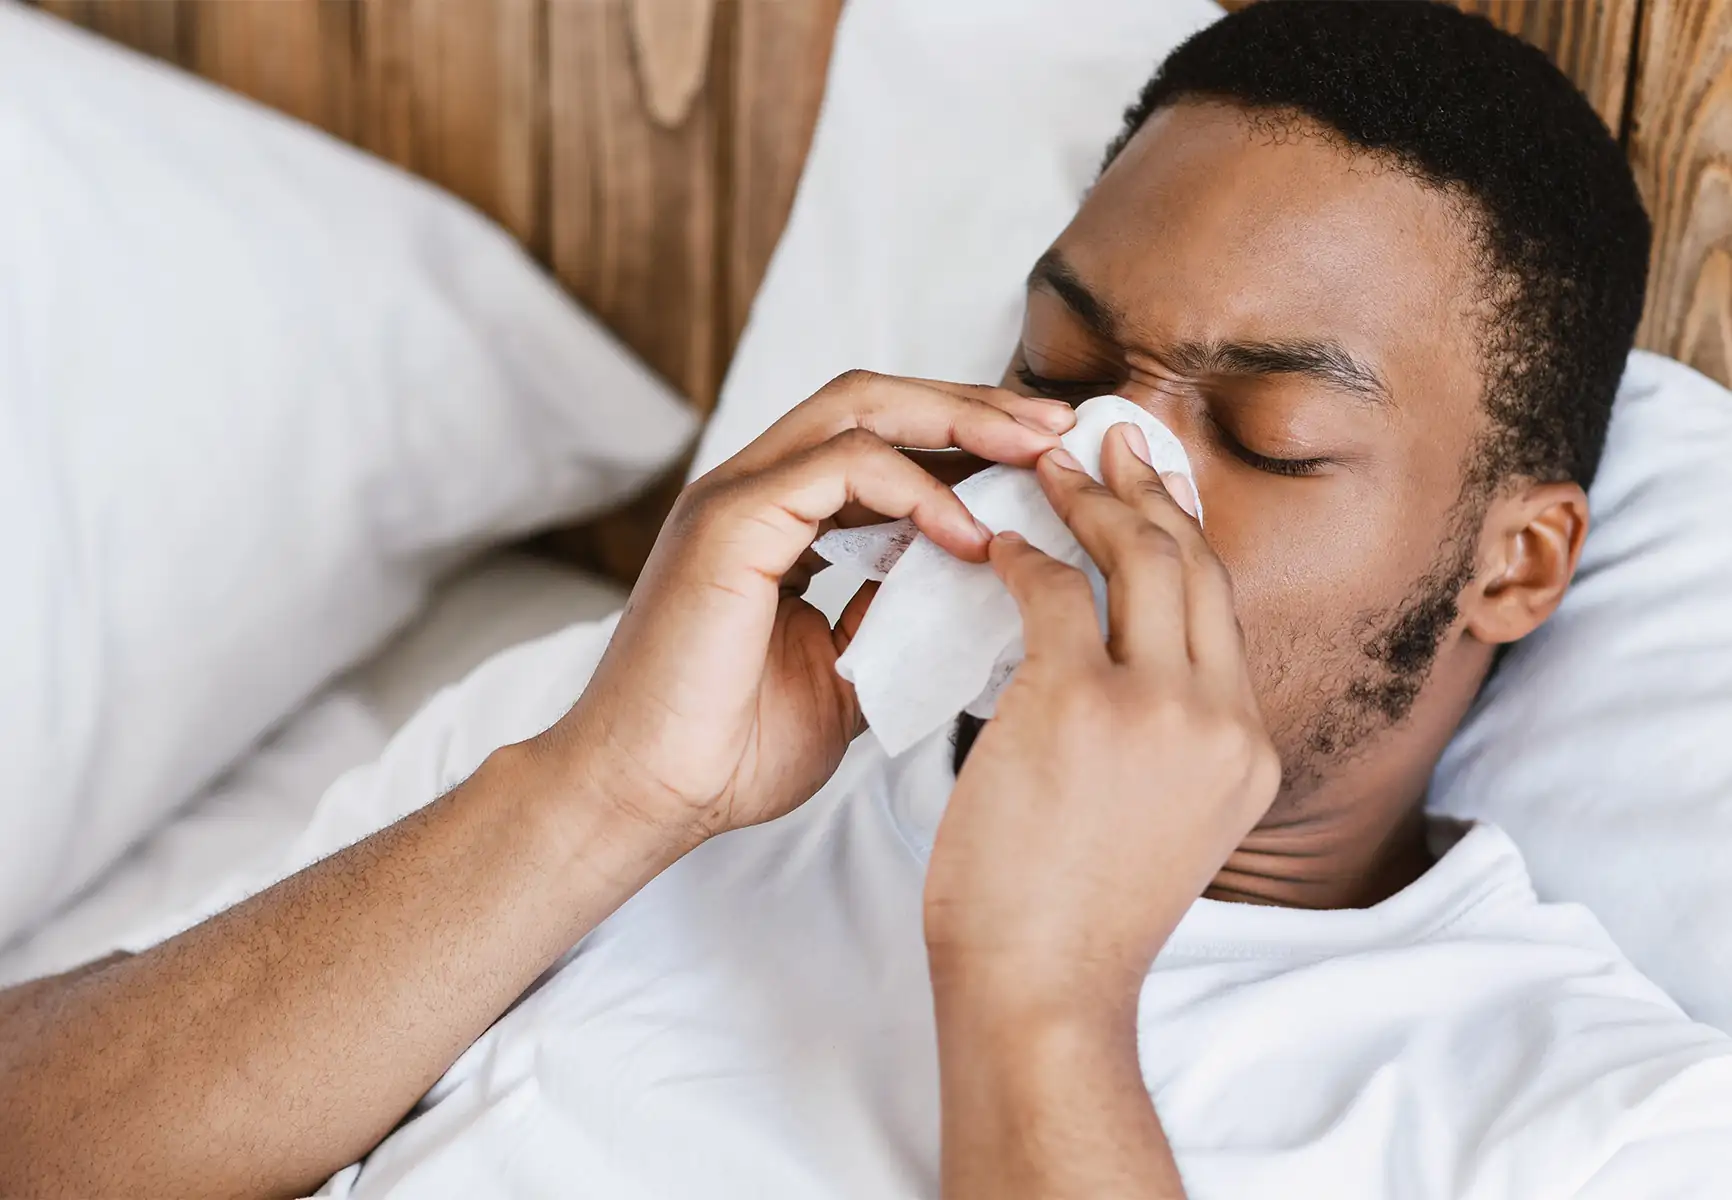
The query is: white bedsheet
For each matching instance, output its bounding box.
[0,551,625,986]
[98,591,1718,1200]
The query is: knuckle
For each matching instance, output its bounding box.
[826,368,881,395]
[668,478,726,537]
[1139,692,1190,736]
[1208,719,1257,765]
[1133,476,1177,508]
[1039,559,1095,598]
[1130,523,1183,559]
[1207,717,1278,782]
[828,425,889,457]
[1178,535,1223,571]
[1049,678,1113,730]
[1244,738,1283,797]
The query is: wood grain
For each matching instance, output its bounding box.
[181,1,360,142]
[37,0,189,62]
[356,0,546,249]
[1628,0,1732,386]
[724,0,842,356]
[547,0,723,407]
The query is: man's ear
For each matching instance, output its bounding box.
[1461,482,1590,645]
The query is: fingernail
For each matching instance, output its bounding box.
[1162,472,1200,520]
[996,530,1026,544]
[1012,403,1075,433]
[973,517,994,541]
[1046,447,1083,472]
[1117,422,1153,467]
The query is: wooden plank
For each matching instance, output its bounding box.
[1457,0,1640,134]
[722,0,841,357]
[546,0,722,408]
[180,1,361,142]
[544,0,845,584]
[1627,0,1732,387]
[35,0,191,63]
[356,0,546,249]
[539,0,728,581]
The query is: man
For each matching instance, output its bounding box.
[3,3,1729,1197]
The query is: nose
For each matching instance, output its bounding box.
[1112,382,1209,522]
[1114,381,1190,439]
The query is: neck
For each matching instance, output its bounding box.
[1206,638,1494,910]
[1207,797,1433,909]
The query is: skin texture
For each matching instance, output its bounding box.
[1000,101,1588,908]
[0,101,1590,1198]
[931,432,1276,1199]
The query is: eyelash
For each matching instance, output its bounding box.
[1013,363,1110,401]
[1014,364,1332,478]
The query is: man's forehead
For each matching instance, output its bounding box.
[1043,100,1481,401]
[1027,248,1393,408]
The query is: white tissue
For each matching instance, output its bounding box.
[814,395,1199,756]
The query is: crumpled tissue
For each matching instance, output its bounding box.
[814,394,1199,756]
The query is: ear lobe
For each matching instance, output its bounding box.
[1463,482,1590,646]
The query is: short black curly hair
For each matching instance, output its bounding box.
[1103,0,1650,491]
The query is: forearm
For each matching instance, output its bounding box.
[0,738,691,1200]
[932,965,1187,1200]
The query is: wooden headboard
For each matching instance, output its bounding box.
[35,0,1732,569]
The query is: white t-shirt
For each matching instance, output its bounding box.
[280,641,1732,1200]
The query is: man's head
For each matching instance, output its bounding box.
[997,1,1650,888]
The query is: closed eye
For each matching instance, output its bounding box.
[1018,365,1334,478]
[1206,412,1333,478]
[1013,364,1116,403]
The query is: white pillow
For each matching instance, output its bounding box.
[704,0,1732,1031]
[0,551,626,986]
[694,0,1223,475]
[0,4,695,941]
[1432,353,1732,1030]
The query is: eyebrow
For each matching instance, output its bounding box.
[1026,249,1392,406]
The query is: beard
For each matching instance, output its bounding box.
[1259,526,1479,798]
[950,510,1483,787]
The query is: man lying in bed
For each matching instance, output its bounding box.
[5,4,1731,1197]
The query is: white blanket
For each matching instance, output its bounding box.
[104,615,1732,1200]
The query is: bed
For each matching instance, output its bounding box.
[7,0,1732,1026]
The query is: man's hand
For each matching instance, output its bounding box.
[925,422,1280,1200]
[0,371,1071,1200]
[543,371,1074,845]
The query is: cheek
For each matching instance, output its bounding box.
[1198,475,1455,699]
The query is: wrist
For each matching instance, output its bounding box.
[929,953,1145,1122]
[485,735,708,892]
[927,943,1146,1039]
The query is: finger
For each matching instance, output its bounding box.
[1098,423,1204,545]
[902,378,1080,437]
[988,533,1109,667]
[1036,443,1189,671]
[831,449,988,528]
[1097,426,1245,670]
[901,447,992,488]
[691,429,991,584]
[833,580,880,654]
[720,373,1073,478]
[780,545,832,597]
